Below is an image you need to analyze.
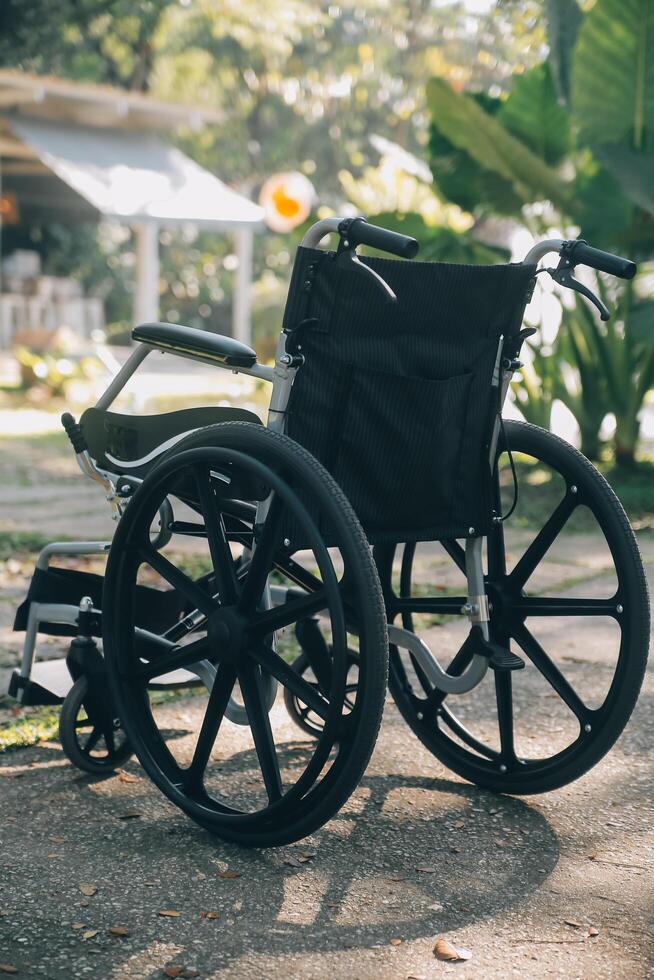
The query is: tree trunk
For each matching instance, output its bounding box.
[580,427,601,461]
[614,415,640,469]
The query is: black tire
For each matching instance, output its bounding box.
[103,422,388,846]
[59,675,133,775]
[376,421,650,795]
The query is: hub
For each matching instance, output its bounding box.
[207,606,248,663]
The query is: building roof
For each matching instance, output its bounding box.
[0,69,224,131]
[0,72,263,230]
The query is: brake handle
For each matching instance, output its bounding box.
[547,257,611,321]
[335,233,397,303]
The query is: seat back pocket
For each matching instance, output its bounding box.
[331,365,473,534]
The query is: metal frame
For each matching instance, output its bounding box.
[16,221,571,700]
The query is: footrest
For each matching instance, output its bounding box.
[487,645,525,672]
[468,627,525,672]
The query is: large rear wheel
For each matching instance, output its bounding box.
[376,421,649,795]
[103,423,388,846]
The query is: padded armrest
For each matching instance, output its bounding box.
[132,321,257,369]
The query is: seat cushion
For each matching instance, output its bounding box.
[132,322,257,369]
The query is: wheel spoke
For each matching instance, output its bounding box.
[495,670,516,763]
[517,596,619,617]
[249,643,329,721]
[128,635,211,682]
[193,465,238,604]
[512,623,590,722]
[238,660,283,802]
[437,705,500,760]
[295,617,332,694]
[83,728,102,754]
[394,596,467,616]
[238,494,284,613]
[185,663,237,790]
[248,589,327,636]
[139,545,216,617]
[508,494,577,589]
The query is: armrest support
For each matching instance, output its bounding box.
[132,322,257,369]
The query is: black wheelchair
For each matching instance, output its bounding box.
[11,217,650,846]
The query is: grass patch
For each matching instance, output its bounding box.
[0,706,59,753]
[0,529,55,561]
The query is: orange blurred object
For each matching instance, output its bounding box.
[259,171,314,232]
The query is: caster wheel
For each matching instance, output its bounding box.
[59,675,133,775]
[284,645,360,738]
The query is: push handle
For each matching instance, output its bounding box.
[339,217,419,260]
[564,240,636,280]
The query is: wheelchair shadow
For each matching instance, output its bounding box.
[121,737,560,969]
[0,727,565,976]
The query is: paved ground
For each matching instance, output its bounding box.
[0,419,653,978]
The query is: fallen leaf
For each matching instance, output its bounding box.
[108,926,129,937]
[453,820,465,829]
[82,930,98,940]
[50,836,66,844]
[0,967,18,975]
[433,937,472,962]
[71,923,83,930]
[199,911,219,920]
[79,884,97,897]
[283,857,303,868]
[217,870,241,879]
[163,969,183,978]
[159,910,181,917]
[389,938,402,946]
[415,866,437,874]
[118,772,138,783]
[564,919,582,929]
[588,927,599,937]
[387,875,405,882]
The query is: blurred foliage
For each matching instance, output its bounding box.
[0,0,544,346]
[13,345,100,397]
[428,0,654,466]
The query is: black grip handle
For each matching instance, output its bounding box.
[340,217,419,259]
[61,412,88,454]
[566,240,636,280]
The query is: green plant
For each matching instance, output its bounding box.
[426,0,654,466]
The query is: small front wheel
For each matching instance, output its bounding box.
[59,676,133,775]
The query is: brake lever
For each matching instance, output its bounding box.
[547,257,611,321]
[335,239,397,303]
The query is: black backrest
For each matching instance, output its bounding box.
[284,246,536,543]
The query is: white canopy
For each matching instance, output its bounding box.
[8,116,263,228]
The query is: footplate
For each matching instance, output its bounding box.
[470,626,525,672]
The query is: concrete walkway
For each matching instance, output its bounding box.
[0,421,652,978]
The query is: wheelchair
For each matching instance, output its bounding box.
[11,216,649,846]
